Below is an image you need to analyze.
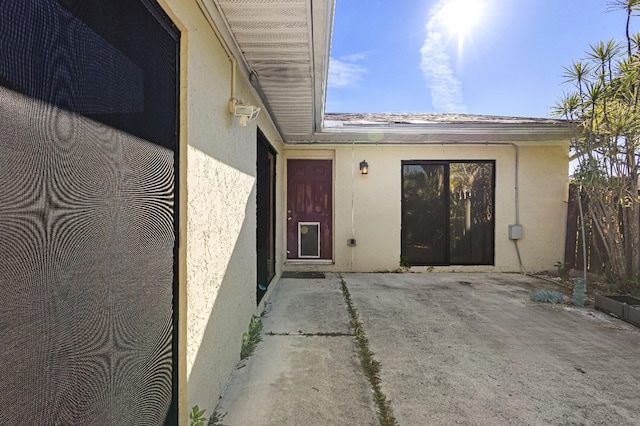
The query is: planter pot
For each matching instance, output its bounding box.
[594,294,640,328]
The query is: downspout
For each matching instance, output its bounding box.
[351,143,356,271]
[231,59,237,104]
[510,143,527,274]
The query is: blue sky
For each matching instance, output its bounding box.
[327,0,639,118]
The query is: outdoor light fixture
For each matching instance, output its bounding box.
[359,160,369,175]
[229,98,260,126]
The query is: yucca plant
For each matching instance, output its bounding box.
[553,0,640,293]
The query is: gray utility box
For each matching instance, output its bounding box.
[595,295,640,328]
[508,224,523,240]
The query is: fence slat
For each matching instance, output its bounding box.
[564,184,606,273]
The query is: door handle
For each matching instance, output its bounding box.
[288,217,292,221]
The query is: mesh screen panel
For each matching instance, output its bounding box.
[0,0,178,424]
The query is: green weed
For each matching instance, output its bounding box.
[240,315,263,360]
[340,275,397,426]
[190,405,207,426]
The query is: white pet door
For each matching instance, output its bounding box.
[298,222,320,258]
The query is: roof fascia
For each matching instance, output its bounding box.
[319,123,569,136]
[312,0,335,133]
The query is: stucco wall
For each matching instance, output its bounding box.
[159,0,284,420]
[152,1,569,420]
[285,141,569,273]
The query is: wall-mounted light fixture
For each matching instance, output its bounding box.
[359,160,369,175]
[229,98,260,126]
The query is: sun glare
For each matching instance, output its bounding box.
[440,0,485,40]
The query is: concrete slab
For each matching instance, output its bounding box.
[344,273,640,425]
[261,276,352,336]
[214,272,640,425]
[213,274,377,426]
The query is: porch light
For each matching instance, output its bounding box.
[359,160,369,175]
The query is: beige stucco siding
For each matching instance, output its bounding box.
[517,144,570,271]
[158,0,284,421]
[285,142,568,273]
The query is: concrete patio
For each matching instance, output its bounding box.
[213,273,640,425]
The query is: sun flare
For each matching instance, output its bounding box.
[440,0,485,38]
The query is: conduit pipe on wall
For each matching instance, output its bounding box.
[350,143,355,271]
[193,0,240,114]
[195,0,282,135]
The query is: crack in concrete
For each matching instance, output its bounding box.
[339,273,398,426]
[265,331,354,337]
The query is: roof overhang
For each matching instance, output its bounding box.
[307,112,570,145]
[210,0,333,140]
[208,1,571,145]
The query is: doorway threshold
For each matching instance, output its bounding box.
[286,259,334,265]
[281,271,326,279]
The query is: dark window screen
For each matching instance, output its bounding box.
[402,161,495,266]
[0,0,179,424]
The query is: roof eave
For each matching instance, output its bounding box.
[283,122,571,144]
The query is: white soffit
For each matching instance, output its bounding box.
[214,0,333,141]
[211,1,568,145]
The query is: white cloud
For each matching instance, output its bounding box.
[420,0,467,113]
[328,53,367,88]
[340,52,369,62]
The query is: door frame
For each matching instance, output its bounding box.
[401,159,496,266]
[285,155,334,263]
[256,129,276,303]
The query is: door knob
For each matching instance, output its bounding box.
[288,217,292,221]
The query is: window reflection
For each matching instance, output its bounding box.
[402,161,494,265]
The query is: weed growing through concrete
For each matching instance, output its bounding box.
[339,275,397,426]
[396,256,410,273]
[190,405,207,426]
[240,315,263,359]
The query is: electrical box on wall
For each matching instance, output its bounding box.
[509,224,523,240]
[347,238,357,247]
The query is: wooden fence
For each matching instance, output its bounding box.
[564,185,607,273]
[565,183,640,275]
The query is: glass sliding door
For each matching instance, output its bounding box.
[449,162,495,264]
[402,161,495,266]
[401,163,448,264]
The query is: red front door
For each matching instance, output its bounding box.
[287,159,332,260]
